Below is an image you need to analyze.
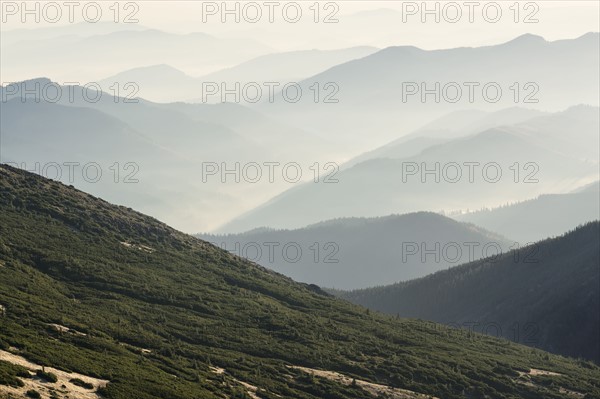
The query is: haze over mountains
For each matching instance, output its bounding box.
[218,105,599,233]
[343,107,548,168]
[0,79,339,232]
[99,47,378,103]
[4,28,596,150]
[1,27,274,82]
[454,189,600,243]
[259,33,600,148]
[336,222,600,364]
[199,212,511,289]
[3,76,597,236]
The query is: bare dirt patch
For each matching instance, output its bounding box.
[208,366,267,398]
[0,349,108,399]
[209,366,225,375]
[515,368,583,398]
[47,324,87,337]
[120,242,155,253]
[528,368,562,377]
[289,365,438,399]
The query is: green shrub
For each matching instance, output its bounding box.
[26,390,41,399]
[70,378,94,389]
[17,369,32,378]
[96,386,110,397]
[0,360,27,387]
[36,369,58,383]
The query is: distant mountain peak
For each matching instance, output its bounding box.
[503,33,547,46]
[123,64,190,76]
[2,77,52,87]
[579,31,600,40]
[564,104,599,112]
[380,45,424,54]
[560,104,600,119]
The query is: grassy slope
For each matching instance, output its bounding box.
[0,164,599,399]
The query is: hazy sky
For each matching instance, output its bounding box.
[2,1,598,51]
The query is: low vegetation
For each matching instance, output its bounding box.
[36,369,58,383]
[1,164,599,399]
[70,378,94,389]
[26,390,41,399]
[0,361,27,388]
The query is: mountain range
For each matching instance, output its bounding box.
[99,47,378,103]
[218,106,599,233]
[0,79,339,232]
[259,33,600,149]
[454,189,600,243]
[3,165,600,398]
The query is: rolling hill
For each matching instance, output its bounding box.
[453,190,600,243]
[2,164,600,398]
[0,79,339,232]
[0,94,252,233]
[98,64,200,103]
[343,107,547,168]
[197,47,379,97]
[0,97,181,213]
[218,120,599,232]
[199,212,512,290]
[98,46,378,103]
[335,222,600,364]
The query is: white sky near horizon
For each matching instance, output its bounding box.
[1,1,598,51]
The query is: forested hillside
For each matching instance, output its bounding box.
[337,223,600,364]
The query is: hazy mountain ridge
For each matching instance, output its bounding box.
[335,222,600,363]
[98,47,378,103]
[454,190,600,243]
[218,109,599,232]
[200,212,513,290]
[259,33,599,149]
[344,107,548,168]
[0,79,340,232]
